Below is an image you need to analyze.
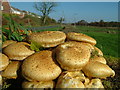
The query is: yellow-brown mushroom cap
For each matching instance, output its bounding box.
[22,80,54,88]
[3,42,35,60]
[67,32,97,45]
[85,78,104,88]
[56,41,91,71]
[82,61,115,79]
[90,55,107,64]
[2,61,20,79]
[2,40,17,48]
[27,31,66,48]
[0,75,2,85]
[22,50,62,81]
[56,71,85,88]
[0,53,9,71]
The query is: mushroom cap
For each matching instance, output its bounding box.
[90,55,107,64]
[22,80,54,88]
[62,71,86,82]
[22,50,62,81]
[56,41,91,71]
[0,53,9,71]
[84,78,90,86]
[2,61,20,79]
[85,78,104,88]
[56,71,85,88]
[2,40,17,48]
[67,32,97,45]
[3,42,35,60]
[27,31,66,48]
[82,61,115,79]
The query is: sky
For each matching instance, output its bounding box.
[10,2,118,23]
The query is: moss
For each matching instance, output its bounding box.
[104,55,119,69]
[2,78,11,89]
[102,80,113,89]
[102,55,120,89]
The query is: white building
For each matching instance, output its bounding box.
[11,7,21,15]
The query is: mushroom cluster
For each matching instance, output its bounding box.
[1,31,115,88]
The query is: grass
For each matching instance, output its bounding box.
[76,26,118,33]
[81,32,119,57]
[33,26,63,32]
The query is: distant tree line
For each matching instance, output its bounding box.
[72,20,120,27]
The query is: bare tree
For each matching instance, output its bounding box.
[34,2,56,25]
[58,17,65,26]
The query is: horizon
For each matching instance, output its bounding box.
[10,2,118,23]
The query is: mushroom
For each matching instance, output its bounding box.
[22,80,54,88]
[66,32,97,45]
[3,42,35,60]
[22,50,62,81]
[2,40,17,48]
[56,71,85,88]
[85,78,104,88]
[82,61,115,79]
[0,53,9,71]
[56,41,91,71]
[27,31,66,48]
[90,55,107,64]
[0,75,2,85]
[2,61,21,79]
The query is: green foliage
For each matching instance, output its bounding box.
[2,82,11,90]
[2,31,7,42]
[30,41,40,52]
[90,50,99,58]
[30,41,44,52]
[11,32,23,41]
[2,78,11,90]
[2,15,29,42]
